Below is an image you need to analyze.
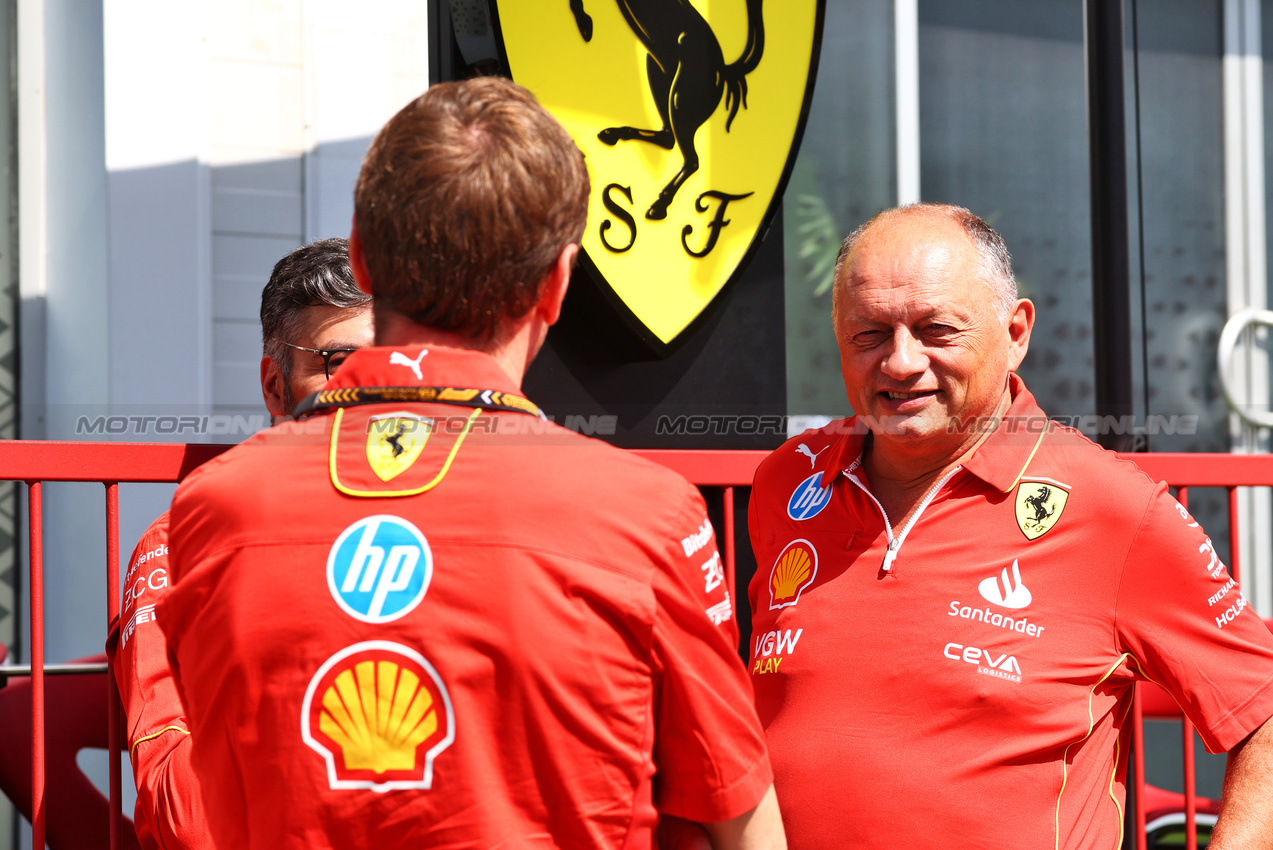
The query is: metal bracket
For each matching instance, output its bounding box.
[1219,307,1273,428]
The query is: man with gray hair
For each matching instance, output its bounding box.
[747,203,1273,848]
[108,237,372,849]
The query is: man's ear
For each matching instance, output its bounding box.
[536,243,579,327]
[349,222,373,296]
[1006,298,1035,372]
[260,355,287,419]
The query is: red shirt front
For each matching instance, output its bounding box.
[160,346,770,849]
[106,512,212,850]
[748,375,1273,850]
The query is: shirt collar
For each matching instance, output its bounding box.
[813,373,1049,493]
[324,345,524,395]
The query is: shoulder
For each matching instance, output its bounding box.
[1024,423,1165,519]
[754,420,850,489]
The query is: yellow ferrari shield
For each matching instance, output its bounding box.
[1015,481,1069,541]
[366,413,432,482]
[495,0,823,348]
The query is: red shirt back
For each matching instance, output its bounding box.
[161,346,770,849]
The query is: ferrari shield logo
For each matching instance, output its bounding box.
[494,0,824,348]
[1015,482,1069,541]
[366,413,432,482]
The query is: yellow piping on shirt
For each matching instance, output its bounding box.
[130,725,189,756]
[1055,652,1133,850]
[1004,425,1050,494]
[328,406,481,498]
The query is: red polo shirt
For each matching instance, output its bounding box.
[748,374,1273,850]
[161,345,770,850]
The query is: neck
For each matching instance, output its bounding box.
[374,309,548,390]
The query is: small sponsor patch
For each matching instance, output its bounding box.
[769,539,818,610]
[327,516,433,624]
[787,473,833,520]
[301,641,455,791]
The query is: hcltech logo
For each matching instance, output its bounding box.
[787,473,833,520]
[327,516,433,623]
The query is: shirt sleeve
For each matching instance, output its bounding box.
[649,483,772,823]
[106,512,211,848]
[1115,484,1273,752]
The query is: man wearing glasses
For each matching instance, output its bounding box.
[107,237,372,849]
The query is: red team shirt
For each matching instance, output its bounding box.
[749,375,1273,850]
[159,346,770,849]
[107,512,212,850]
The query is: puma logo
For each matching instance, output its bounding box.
[389,350,428,381]
[795,443,827,469]
[571,0,765,220]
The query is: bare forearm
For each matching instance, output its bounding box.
[702,785,786,850]
[1210,718,1273,850]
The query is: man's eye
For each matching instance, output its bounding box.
[327,351,352,372]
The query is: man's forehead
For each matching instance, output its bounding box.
[295,303,372,346]
[846,213,975,276]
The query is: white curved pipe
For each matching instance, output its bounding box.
[1219,307,1273,428]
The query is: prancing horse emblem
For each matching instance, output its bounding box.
[366,413,432,483]
[569,0,765,221]
[1014,481,1069,541]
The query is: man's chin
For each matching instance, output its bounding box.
[861,411,944,440]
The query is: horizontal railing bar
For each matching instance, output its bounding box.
[0,662,109,677]
[0,445,1263,488]
[0,441,233,482]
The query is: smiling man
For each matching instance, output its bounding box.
[747,203,1273,849]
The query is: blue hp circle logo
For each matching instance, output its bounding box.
[327,516,433,623]
[787,473,833,520]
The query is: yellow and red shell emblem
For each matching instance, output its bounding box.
[768,539,818,611]
[302,641,455,791]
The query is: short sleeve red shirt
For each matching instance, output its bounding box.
[748,374,1273,850]
[159,346,770,850]
[106,512,212,850]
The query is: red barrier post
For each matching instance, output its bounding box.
[106,482,122,850]
[1132,684,1147,850]
[28,481,45,849]
[1228,486,1241,585]
[723,486,736,601]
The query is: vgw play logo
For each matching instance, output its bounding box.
[494,0,824,350]
[327,516,434,623]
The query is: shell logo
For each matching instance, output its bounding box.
[769,539,819,611]
[301,641,455,792]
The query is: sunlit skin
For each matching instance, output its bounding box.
[835,212,1034,520]
[260,304,374,420]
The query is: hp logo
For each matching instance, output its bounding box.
[787,474,833,520]
[327,516,433,623]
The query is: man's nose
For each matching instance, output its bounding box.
[880,329,927,378]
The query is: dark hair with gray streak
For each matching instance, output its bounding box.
[259,237,371,378]
[831,202,1018,326]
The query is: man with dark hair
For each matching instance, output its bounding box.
[748,203,1273,849]
[108,238,371,849]
[160,77,782,850]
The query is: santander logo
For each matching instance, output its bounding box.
[978,559,1032,610]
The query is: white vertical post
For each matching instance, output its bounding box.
[1223,0,1272,616]
[895,0,920,205]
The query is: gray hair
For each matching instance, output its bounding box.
[259,237,371,379]
[831,202,1018,326]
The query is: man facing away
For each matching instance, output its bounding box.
[107,237,373,849]
[747,203,1273,849]
[158,77,783,849]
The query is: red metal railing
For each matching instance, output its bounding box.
[2,443,1271,848]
